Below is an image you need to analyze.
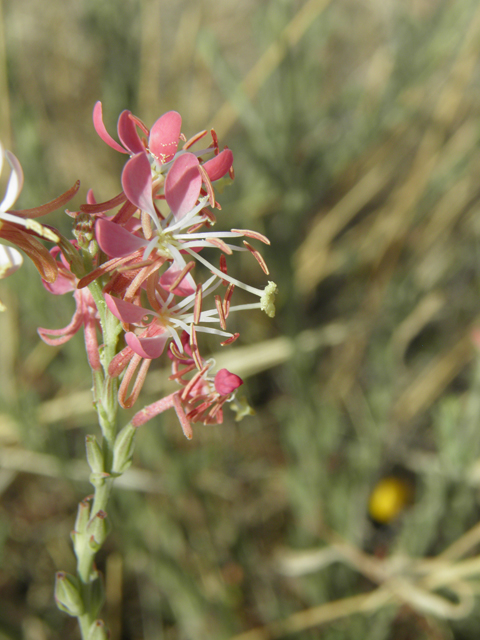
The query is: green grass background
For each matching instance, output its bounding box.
[2,0,480,638]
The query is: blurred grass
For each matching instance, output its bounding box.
[3,0,480,638]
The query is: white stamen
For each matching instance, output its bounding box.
[184,247,264,298]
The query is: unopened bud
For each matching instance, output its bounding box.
[86,435,104,474]
[87,510,110,550]
[112,423,137,474]
[88,619,109,640]
[89,573,105,620]
[73,212,95,250]
[55,571,84,616]
[72,497,93,553]
[57,233,84,277]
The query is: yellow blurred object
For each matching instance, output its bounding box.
[368,476,413,524]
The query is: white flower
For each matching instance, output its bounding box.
[0,142,24,282]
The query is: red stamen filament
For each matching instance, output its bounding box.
[194,284,203,324]
[183,130,208,150]
[243,241,269,274]
[231,229,270,245]
[168,261,195,293]
[215,295,227,330]
[198,165,215,207]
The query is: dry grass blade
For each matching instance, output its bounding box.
[242,523,480,640]
[391,291,445,361]
[392,321,478,423]
[230,589,393,640]
[210,0,332,137]
[294,160,397,295]
[0,446,165,493]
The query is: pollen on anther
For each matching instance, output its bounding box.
[208,237,232,255]
[194,284,203,324]
[244,241,269,274]
[168,261,195,293]
[183,130,207,150]
[221,332,239,346]
[215,295,227,330]
[189,324,203,370]
[223,284,235,317]
[210,129,219,154]
[231,229,270,245]
[198,165,215,207]
[219,255,229,285]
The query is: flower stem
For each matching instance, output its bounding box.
[66,280,127,637]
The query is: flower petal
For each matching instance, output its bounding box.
[93,101,128,154]
[104,293,152,324]
[149,111,181,164]
[203,148,233,182]
[159,261,196,296]
[118,110,145,155]
[86,189,97,205]
[37,294,84,345]
[0,244,23,278]
[214,369,243,395]
[165,153,202,219]
[122,152,158,219]
[1,228,58,282]
[42,271,75,295]
[0,150,24,212]
[125,331,169,359]
[10,180,80,219]
[96,219,148,258]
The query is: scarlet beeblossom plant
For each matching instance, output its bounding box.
[6,103,277,638]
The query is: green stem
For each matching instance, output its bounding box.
[70,279,125,638]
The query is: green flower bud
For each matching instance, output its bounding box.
[86,434,104,474]
[54,571,84,616]
[112,423,137,475]
[57,232,85,277]
[89,573,105,620]
[73,497,92,535]
[87,510,110,550]
[88,619,109,640]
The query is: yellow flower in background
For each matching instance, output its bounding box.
[368,476,414,525]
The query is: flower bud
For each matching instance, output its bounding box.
[54,571,84,616]
[88,619,109,640]
[74,496,92,534]
[73,212,95,248]
[57,233,85,277]
[87,510,110,550]
[112,423,137,474]
[86,434,104,474]
[89,573,105,620]
[72,497,93,553]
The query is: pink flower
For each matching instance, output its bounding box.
[93,102,233,221]
[131,349,243,439]
[104,280,236,360]
[38,246,101,370]
[88,192,272,310]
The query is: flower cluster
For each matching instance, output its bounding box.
[30,103,277,436]
[1,104,277,636]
